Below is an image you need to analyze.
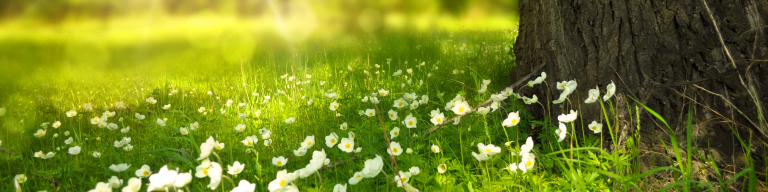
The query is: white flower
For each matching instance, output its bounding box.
[89,182,111,192]
[241,135,258,147]
[430,112,445,125]
[437,164,448,174]
[361,155,383,178]
[198,107,206,113]
[403,114,417,128]
[348,171,364,185]
[389,127,400,139]
[333,183,347,192]
[429,145,441,153]
[156,119,166,127]
[502,111,521,127]
[557,110,578,123]
[284,117,295,124]
[123,177,142,192]
[109,163,131,172]
[68,146,81,155]
[293,147,308,156]
[198,136,216,160]
[135,164,152,178]
[519,153,536,173]
[409,101,419,110]
[476,106,490,115]
[450,100,471,115]
[472,151,490,161]
[235,124,246,132]
[393,98,407,109]
[33,129,46,138]
[52,121,61,128]
[264,139,272,146]
[66,110,77,117]
[329,101,340,111]
[524,95,539,105]
[268,170,298,191]
[227,161,245,175]
[585,86,600,103]
[388,110,398,121]
[520,137,534,155]
[406,148,413,154]
[301,135,315,148]
[174,171,192,188]
[271,156,289,167]
[64,137,73,145]
[147,165,178,191]
[338,137,355,153]
[214,141,225,150]
[603,81,616,100]
[588,121,603,134]
[232,180,256,192]
[478,143,501,155]
[120,126,131,133]
[92,151,101,158]
[206,162,223,190]
[378,89,389,96]
[387,141,403,156]
[409,166,421,175]
[392,69,403,76]
[348,65,354,71]
[556,123,568,142]
[339,122,348,130]
[325,133,339,147]
[365,109,376,117]
[162,104,171,110]
[180,127,189,135]
[109,176,123,188]
[238,113,247,120]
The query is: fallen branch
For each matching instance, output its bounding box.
[423,63,547,136]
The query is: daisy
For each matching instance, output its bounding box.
[388,110,398,121]
[33,129,46,138]
[272,156,288,167]
[478,143,501,155]
[403,114,417,128]
[66,110,77,117]
[232,180,256,192]
[241,135,258,147]
[502,111,521,127]
[325,133,339,148]
[556,123,568,142]
[338,138,355,153]
[163,104,171,110]
[431,144,440,153]
[285,117,295,124]
[135,164,152,178]
[519,153,536,173]
[301,136,315,148]
[109,163,131,172]
[557,110,578,123]
[268,170,298,191]
[393,98,407,109]
[156,118,166,127]
[109,176,123,188]
[476,106,490,115]
[437,164,448,174]
[430,112,445,125]
[235,124,246,132]
[90,117,101,125]
[198,107,206,113]
[68,146,81,155]
[364,109,375,117]
[387,141,403,156]
[333,183,347,192]
[134,113,145,120]
[214,141,225,150]
[198,136,216,160]
[348,171,364,185]
[238,113,247,119]
[390,127,400,139]
[329,101,340,111]
[293,147,308,156]
[603,81,616,100]
[409,101,419,110]
[588,121,602,133]
[585,86,600,103]
[180,127,189,135]
[123,178,142,192]
[146,165,178,191]
[227,161,245,175]
[52,121,61,128]
[361,155,383,178]
[89,182,111,192]
[472,152,490,161]
[340,122,348,130]
[451,99,471,115]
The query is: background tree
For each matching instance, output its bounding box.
[513,0,768,188]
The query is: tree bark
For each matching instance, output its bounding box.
[513,0,768,187]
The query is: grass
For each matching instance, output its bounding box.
[0,17,763,191]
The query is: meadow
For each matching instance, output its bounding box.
[0,15,759,192]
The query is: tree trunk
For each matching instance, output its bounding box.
[513,0,768,188]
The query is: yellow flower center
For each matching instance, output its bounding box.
[248,141,253,145]
[511,119,517,124]
[485,149,491,153]
[394,131,398,136]
[390,114,394,117]
[459,107,465,112]
[393,148,399,153]
[277,161,282,165]
[368,112,373,116]
[143,170,149,175]
[356,174,362,178]
[113,182,118,185]
[298,151,303,154]
[408,121,413,126]
[345,143,351,149]
[436,118,442,123]
[526,160,532,166]
[398,103,403,107]
[307,141,312,146]
[182,131,187,134]
[18,178,23,182]
[331,139,336,143]
[433,148,437,152]
[279,180,286,187]
[592,126,597,130]
[561,84,566,88]
[217,146,222,149]
[333,105,337,109]
[203,169,209,175]
[402,177,407,182]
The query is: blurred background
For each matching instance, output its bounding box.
[0,0,518,92]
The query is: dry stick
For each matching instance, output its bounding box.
[701,0,767,136]
[362,54,408,192]
[690,84,767,138]
[424,63,547,136]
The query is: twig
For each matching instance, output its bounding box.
[423,63,546,136]
[690,84,767,139]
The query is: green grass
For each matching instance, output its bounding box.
[0,17,762,192]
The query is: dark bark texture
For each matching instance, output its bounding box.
[514,0,768,188]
